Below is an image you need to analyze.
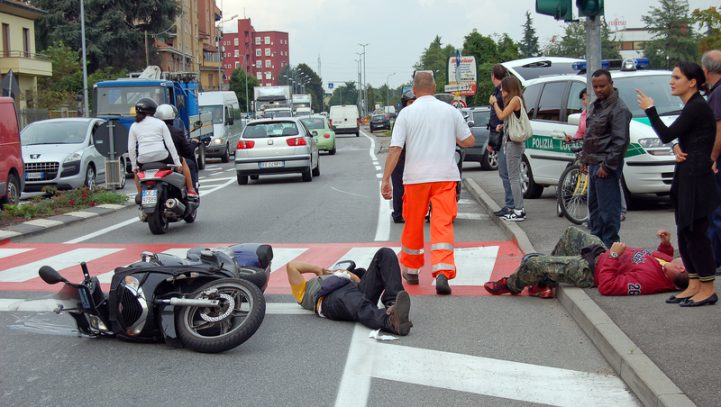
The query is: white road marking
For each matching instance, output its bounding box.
[330,247,400,269]
[374,182,392,242]
[0,248,122,283]
[0,248,32,259]
[271,248,308,272]
[457,198,476,205]
[335,324,375,407]
[330,186,367,199]
[65,177,236,243]
[432,246,499,287]
[455,212,488,220]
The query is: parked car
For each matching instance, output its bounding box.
[369,114,391,132]
[510,57,677,205]
[462,107,495,170]
[0,97,24,207]
[235,118,320,184]
[329,105,360,136]
[300,116,336,155]
[21,118,107,192]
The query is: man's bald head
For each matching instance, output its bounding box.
[701,50,721,75]
[413,71,436,96]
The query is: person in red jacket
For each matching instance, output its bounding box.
[484,226,688,298]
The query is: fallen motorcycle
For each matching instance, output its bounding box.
[38,243,273,353]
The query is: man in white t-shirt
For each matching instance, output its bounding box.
[381,71,475,295]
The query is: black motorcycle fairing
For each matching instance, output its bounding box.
[159,304,182,347]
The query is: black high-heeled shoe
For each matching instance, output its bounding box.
[666,294,692,304]
[679,293,718,307]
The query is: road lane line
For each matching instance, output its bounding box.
[374,181,391,242]
[431,246,499,287]
[0,248,32,259]
[335,324,374,407]
[0,248,122,283]
[65,177,236,243]
[330,247,400,270]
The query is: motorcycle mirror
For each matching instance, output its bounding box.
[38,266,69,285]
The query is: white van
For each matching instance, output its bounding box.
[502,58,677,205]
[199,91,243,163]
[329,105,360,136]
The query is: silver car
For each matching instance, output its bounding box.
[235,118,319,185]
[21,118,107,192]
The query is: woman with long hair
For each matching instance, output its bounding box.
[637,61,720,306]
[490,76,526,222]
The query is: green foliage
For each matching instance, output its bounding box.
[642,0,697,69]
[37,42,83,109]
[229,68,259,113]
[328,82,359,107]
[414,36,456,93]
[0,188,127,226]
[520,11,541,57]
[543,19,620,60]
[277,64,324,112]
[692,6,721,53]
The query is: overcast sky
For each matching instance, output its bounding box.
[219,0,717,89]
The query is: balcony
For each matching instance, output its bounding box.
[0,51,52,77]
[202,52,221,69]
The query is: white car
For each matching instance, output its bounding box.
[21,118,108,192]
[503,58,678,204]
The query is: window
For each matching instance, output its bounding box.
[522,84,542,119]
[1,24,9,57]
[234,50,239,57]
[255,37,261,45]
[264,36,270,44]
[265,72,272,79]
[265,60,271,68]
[255,49,261,57]
[265,48,271,56]
[566,82,587,117]
[22,28,30,56]
[235,62,240,68]
[257,74,262,81]
[536,82,567,122]
[233,38,239,46]
[256,60,262,68]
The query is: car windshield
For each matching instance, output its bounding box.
[614,74,683,118]
[94,86,170,115]
[472,111,490,126]
[201,105,224,124]
[21,122,88,145]
[301,118,325,129]
[244,122,300,138]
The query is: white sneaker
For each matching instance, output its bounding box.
[502,209,526,222]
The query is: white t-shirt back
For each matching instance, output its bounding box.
[390,95,471,184]
[128,116,181,168]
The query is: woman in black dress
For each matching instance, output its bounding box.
[637,61,719,306]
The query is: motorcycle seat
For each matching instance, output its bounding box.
[140,162,174,170]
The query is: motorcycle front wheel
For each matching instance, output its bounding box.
[175,278,266,353]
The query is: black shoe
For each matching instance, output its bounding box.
[387,291,411,336]
[435,274,452,295]
[494,207,511,217]
[393,216,405,224]
[666,294,691,304]
[679,293,718,307]
[402,269,419,285]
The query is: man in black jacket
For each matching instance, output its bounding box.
[155,104,199,196]
[489,64,514,217]
[580,70,632,248]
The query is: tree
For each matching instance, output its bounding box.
[31,0,177,71]
[692,6,721,52]
[414,36,456,92]
[278,64,324,112]
[496,33,522,63]
[229,68,259,113]
[37,42,83,108]
[519,11,541,57]
[543,19,620,60]
[642,0,697,69]
[463,31,521,106]
[328,82,358,107]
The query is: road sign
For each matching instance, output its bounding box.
[444,82,477,97]
[328,82,334,89]
[448,55,477,96]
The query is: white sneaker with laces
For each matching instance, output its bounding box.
[502,208,526,222]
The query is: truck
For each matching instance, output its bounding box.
[92,66,214,173]
[291,94,312,115]
[253,86,291,118]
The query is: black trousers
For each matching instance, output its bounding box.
[391,152,405,220]
[321,248,404,331]
[678,217,716,281]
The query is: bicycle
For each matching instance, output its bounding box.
[556,144,589,225]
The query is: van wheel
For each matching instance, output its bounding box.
[1,173,21,207]
[521,155,543,199]
[221,145,230,163]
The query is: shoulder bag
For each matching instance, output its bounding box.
[506,96,533,143]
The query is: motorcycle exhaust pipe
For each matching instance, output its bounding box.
[158,298,220,307]
[165,198,186,216]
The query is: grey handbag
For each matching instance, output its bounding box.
[506,97,533,143]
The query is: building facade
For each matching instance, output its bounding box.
[614,28,654,60]
[0,0,52,110]
[221,18,289,87]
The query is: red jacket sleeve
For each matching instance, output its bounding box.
[653,242,674,259]
[595,253,626,296]
[595,247,676,296]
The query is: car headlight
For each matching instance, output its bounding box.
[213,138,223,144]
[63,151,83,163]
[637,138,664,149]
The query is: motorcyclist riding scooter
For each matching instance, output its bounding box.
[155,104,199,196]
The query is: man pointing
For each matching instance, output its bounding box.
[381,71,475,295]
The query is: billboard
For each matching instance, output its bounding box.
[447,56,477,96]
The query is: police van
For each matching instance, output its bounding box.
[502,57,679,203]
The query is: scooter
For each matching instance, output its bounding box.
[136,163,199,235]
[37,243,273,353]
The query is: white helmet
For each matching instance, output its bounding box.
[155,104,176,121]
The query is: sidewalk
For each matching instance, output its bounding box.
[464,167,720,407]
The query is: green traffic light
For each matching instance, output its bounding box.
[535,0,573,22]
[576,0,604,17]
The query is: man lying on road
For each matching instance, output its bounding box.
[484,226,688,298]
[286,248,412,336]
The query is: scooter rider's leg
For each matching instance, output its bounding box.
[181,158,197,195]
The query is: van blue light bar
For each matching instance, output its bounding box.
[571,60,610,71]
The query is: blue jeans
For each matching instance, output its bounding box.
[707,165,721,267]
[496,142,514,208]
[588,164,622,248]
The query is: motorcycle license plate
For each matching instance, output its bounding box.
[141,189,157,206]
[144,170,158,178]
[260,161,284,169]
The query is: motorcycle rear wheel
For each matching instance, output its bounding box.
[148,211,169,234]
[175,278,265,353]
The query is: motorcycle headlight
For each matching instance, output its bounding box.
[124,275,140,290]
[63,151,83,163]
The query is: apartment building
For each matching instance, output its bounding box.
[221,18,289,87]
[0,0,52,109]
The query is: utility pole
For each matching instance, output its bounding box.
[355,58,362,110]
[585,16,602,102]
[244,54,249,113]
[80,0,89,117]
[359,43,369,116]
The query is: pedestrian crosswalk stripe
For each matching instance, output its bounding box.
[0,248,31,259]
[0,248,123,283]
[447,246,499,286]
[331,247,400,271]
[271,248,308,272]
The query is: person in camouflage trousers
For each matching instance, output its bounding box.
[485,226,688,298]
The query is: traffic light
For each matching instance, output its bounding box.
[576,0,604,18]
[536,0,573,22]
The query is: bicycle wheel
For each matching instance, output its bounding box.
[557,164,589,225]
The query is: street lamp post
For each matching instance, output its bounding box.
[216,13,238,90]
[80,0,89,116]
[358,43,369,115]
[385,72,396,106]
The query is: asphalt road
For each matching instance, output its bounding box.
[0,129,640,406]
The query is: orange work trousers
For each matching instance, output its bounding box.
[400,181,457,279]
